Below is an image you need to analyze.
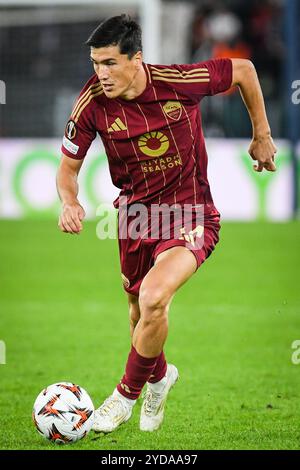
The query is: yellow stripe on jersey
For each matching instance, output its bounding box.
[71,82,101,118]
[151,66,210,84]
[153,71,209,80]
[151,66,208,75]
[152,76,210,84]
[152,71,210,79]
[73,88,104,122]
[144,63,152,84]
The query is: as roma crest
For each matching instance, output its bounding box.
[163,101,182,121]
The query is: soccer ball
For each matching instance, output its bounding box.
[32,382,95,444]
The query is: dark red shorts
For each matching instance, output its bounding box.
[118,206,221,297]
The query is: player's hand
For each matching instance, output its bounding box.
[58,202,85,234]
[248,134,277,172]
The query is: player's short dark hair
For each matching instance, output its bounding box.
[85,14,142,59]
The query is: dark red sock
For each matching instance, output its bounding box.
[117,345,159,400]
[148,351,167,383]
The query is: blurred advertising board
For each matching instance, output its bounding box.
[0,138,294,220]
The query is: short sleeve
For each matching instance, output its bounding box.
[61,76,99,160]
[151,58,232,103]
[61,113,96,160]
[204,58,233,96]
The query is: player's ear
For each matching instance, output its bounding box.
[134,51,143,67]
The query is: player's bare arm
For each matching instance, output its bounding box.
[56,154,85,234]
[231,58,277,172]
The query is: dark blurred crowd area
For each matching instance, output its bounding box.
[188,0,285,137]
[0,0,297,139]
[0,13,97,138]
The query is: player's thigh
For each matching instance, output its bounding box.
[139,246,197,309]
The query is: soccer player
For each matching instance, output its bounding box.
[56,15,277,433]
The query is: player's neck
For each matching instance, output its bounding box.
[120,66,147,101]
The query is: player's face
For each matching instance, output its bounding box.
[90,45,143,99]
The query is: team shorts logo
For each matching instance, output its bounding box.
[121,273,130,289]
[179,225,204,247]
[138,131,170,158]
[163,101,182,121]
[65,120,77,140]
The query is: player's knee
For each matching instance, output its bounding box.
[139,284,171,314]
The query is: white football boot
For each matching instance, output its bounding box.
[92,388,135,433]
[140,364,179,432]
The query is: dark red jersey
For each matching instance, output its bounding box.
[61,59,232,213]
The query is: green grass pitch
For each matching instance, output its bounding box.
[0,219,299,450]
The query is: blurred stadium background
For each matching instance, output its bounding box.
[0,0,299,220]
[0,0,300,451]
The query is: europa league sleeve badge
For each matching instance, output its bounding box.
[65,120,77,140]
